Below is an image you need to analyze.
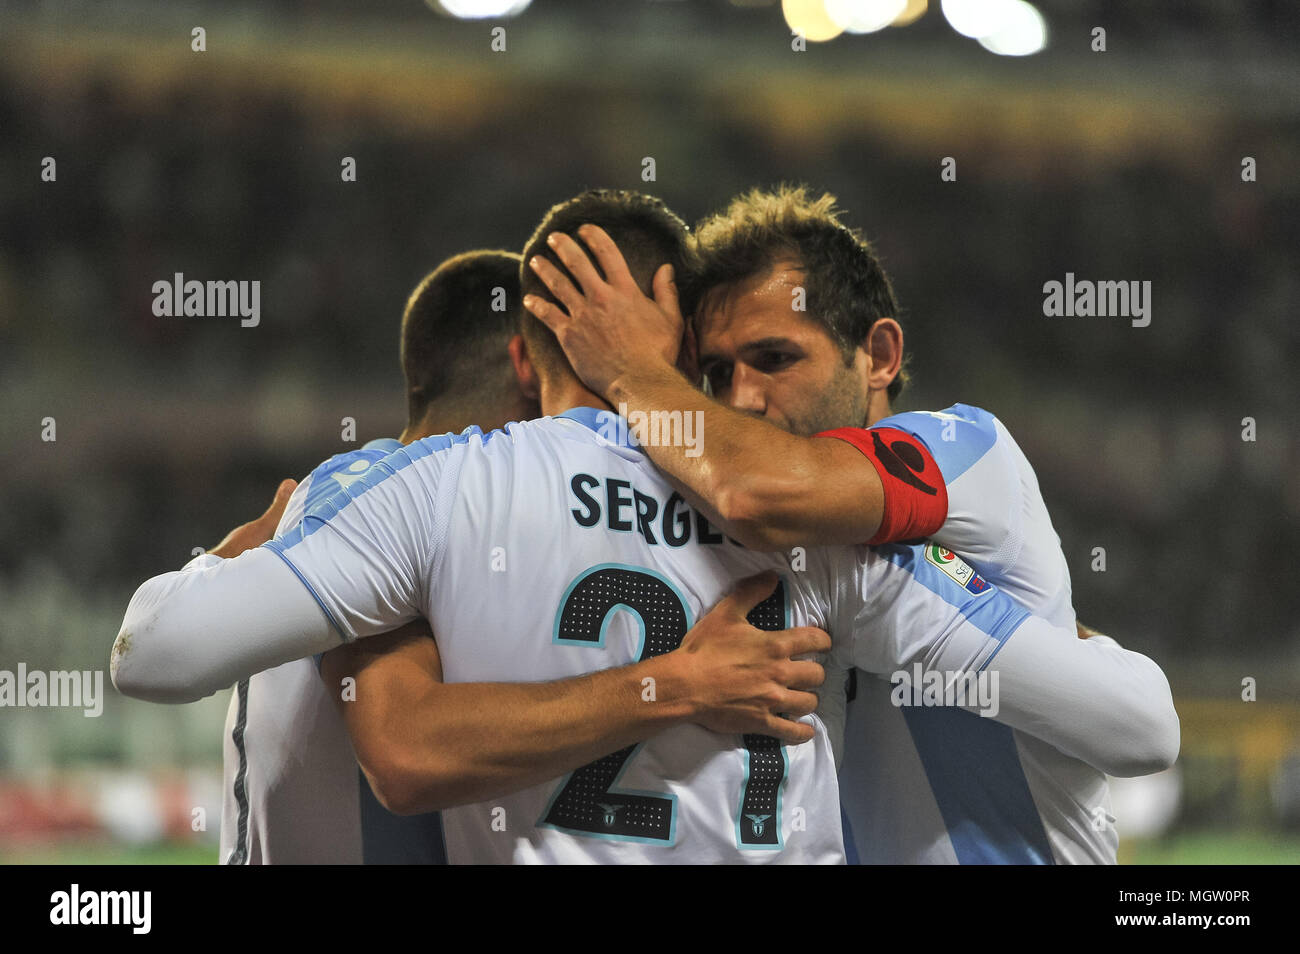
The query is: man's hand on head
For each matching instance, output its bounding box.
[208,478,297,559]
[523,223,684,399]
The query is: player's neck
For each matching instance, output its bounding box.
[539,377,611,419]
[866,392,893,427]
[399,392,544,444]
[398,423,437,444]
[398,407,478,444]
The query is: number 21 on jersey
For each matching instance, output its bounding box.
[538,564,790,850]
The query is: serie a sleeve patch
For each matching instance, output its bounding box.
[816,426,949,545]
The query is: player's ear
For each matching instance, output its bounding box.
[864,318,903,394]
[508,333,541,402]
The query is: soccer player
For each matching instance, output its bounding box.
[112,191,1170,863]
[210,250,537,863]
[522,186,1179,863]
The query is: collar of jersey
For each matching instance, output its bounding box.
[555,405,641,450]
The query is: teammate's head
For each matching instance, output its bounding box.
[684,186,906,436]
[401,249,537,434]
[517,189,690,403]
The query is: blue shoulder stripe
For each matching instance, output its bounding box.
[875,543,1028,668]
[297,439,407,514]
[873,404,998,483]
[878,537,1055,864]
[902,707,1056,864]
[267,425,499,552]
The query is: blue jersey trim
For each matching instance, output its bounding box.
[874,404,998,484]
[262,429,491,639]
[555,406,640,450]
[267,439,410,651]
[293,440,407,517]
[874,544,1030,657]
[261,542,348,644]
[902,706,1056,865]
[270,426,494,552]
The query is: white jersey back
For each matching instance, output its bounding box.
[839,405,1116,864]
[264,408,1028,864]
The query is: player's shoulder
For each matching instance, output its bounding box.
[308,438,404,478]
[873,404,1004,482]
[396,418,568,468]
[298,438,405,503]
[273,438,408,538]
[875,403,1000,442]
[498,407,645,457]
[351,409,640,484]
[361,420,557,490]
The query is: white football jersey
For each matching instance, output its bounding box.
[262,408,1043,864]
[220,439,446,864]
[838,404,1117,864]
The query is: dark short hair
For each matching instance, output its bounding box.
[401,249,523,426]
[519,189,690,376]
[685,185,907,400]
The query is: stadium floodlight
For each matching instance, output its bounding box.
[977,0,1047,55]
[940,0,1014,39]
[825,0,908,34]
[433,0,533,19]
[782,0,846,42]
[890,0,927,27]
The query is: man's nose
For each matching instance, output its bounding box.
[727,365,766,416]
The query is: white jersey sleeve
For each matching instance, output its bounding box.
[874,406,1022,567]
[112,437,441,704]
[978,628,1179,777]
[112,547,332,703]
[839,542,1179,778]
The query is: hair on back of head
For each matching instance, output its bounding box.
[401,249,523,427]
[519,189,691,378]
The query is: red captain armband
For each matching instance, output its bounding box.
[815,426,949,545]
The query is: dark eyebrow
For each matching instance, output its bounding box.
[699,337,801,368]
[737,337,802,357]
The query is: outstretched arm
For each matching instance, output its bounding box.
[111,546,337,703]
